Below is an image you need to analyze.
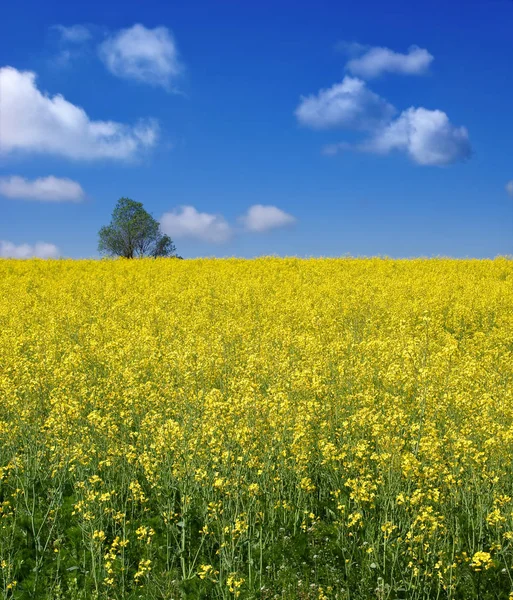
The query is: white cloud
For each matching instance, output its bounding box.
[54,24,91,43]
[334,41,369,57]
[300,44,469,167]
[99,24,182,89]
[53,49,73,68]
[506,181,513,197]
[0,66,158,160]
[0,241,60,258]
[321,142,351,156]
[240,205,296,232]
[0,176,85,202]
[51,25,92,68]
[295,76,395,130]
[323,108,471,166]
[324,107,471,166]
[160,206,232,243]
[346,45,433,79]
[361,107,471,166]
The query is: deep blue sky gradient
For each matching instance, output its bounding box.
[1,0,512,257]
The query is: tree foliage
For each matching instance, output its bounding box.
[98,198,178,258]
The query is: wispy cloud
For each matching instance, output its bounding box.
[506,181,513,197]
[0,66,158,160]
[346,45,433,79]
[99,24,183,90]
[0,241,60,258]
[0,176,85,202]
[334,41,368,57]
[50,24,94,68]
[53,24,92,43]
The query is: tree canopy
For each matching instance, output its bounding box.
[98,198,178,259]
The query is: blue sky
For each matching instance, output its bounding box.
[0,0,512,258]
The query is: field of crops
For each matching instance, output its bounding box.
[1,258,513,599]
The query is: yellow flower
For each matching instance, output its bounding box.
[2,256,513,595]
[198,564,219,581]
[470,552,493,572]
[92,530,106,543]
[226,573,245,596]
[486,508,505,526]
[134,559,152,581]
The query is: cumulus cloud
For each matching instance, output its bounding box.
[0,241,60,258]
[99,24,182,89]
[295,76,395,131]
[346,45,433,79]
[324,107,471,166]
[295,76,395,130]
[299,43,469,166]
[53,24,91,43]
[361,107,471,166]
[506,181,513,197]
[0,175,85,202]
[0,66,158,160]
[160,206,232,243]
[240,205,296,232]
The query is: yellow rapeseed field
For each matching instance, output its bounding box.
[1,257,513,599]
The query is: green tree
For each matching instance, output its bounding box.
[98,198,178,258]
